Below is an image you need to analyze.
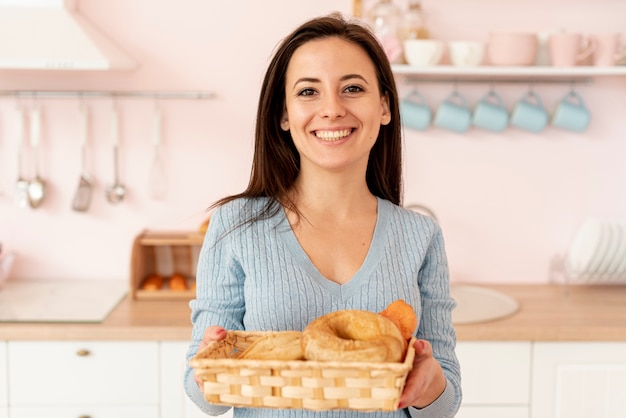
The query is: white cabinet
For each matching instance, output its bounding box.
[160,341,233,418]
[532,342,626,418]
[455,342,531,418]
[0,342,6,418]
[8,341,159,416]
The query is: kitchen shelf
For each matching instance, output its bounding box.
[392,64,626,83]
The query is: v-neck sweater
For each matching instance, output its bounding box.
[185,197,461,418]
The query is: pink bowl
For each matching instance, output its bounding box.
[487,32,538,66]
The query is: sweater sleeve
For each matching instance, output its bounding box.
[184,203,246,416]
[409,221,462,418]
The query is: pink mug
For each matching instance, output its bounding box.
[549,33,595,67]
[591,33,626,66]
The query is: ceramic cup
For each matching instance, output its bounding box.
[549,33,595,67]
[400,90,432,131]
[449,41,485,67]
[510,91,549,133]
[403,39,445,66]
[434,91,472,133]
[551,91,591,132]
[472,91,509,132]
[591,33,626,66]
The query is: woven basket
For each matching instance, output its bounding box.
[190,330,416,411]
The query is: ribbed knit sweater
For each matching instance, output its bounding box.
[185,197,461,418]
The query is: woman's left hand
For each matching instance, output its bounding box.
[397,339,447,409]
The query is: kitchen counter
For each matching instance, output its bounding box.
[2,284,626,341]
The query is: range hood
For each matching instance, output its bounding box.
[0,0,136,70]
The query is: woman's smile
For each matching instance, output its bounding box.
[314,128,354,142]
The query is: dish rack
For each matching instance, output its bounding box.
[550,218,626,285]
[130,230,204,300]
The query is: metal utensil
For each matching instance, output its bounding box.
[15,107,30,209]
[149,104,167,200]
[72,102,94,212]
[105,104,126,204]
[27,105,46,209]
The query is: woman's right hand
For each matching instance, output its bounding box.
[194,326,227,388]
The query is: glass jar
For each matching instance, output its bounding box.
[365,0,403,63]
[399,0,429,41]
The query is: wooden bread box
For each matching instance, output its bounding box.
[130,230,205,301]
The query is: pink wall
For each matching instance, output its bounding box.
[1,0,625,285]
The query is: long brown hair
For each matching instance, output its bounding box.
[212,13,402,219]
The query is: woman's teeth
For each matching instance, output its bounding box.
[315,129,352,142]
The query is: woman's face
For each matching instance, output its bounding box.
[281,36,391,175]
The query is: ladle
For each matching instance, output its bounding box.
[71,102,94,212]
[27,105,45,209]
[15,107,29,209]
[105,104,126,204]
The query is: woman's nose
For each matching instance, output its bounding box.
[318,94,346,119]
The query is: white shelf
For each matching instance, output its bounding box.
[391,64,626,83]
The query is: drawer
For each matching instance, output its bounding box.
[456,406,529,418]
[8,341,158,405]
[456,341,531,405]
[10,405,159,418]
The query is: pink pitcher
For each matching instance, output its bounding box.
[549,33,595,67]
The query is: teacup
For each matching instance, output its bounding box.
[400,91,432,131]
[434,91,472,133]
[403,39,445,66]
[510,91,548,133]
[472,91,509,132]
[549,33,595,67]
[591,33,626,66]
[448,41,485,67]
[551,91,591,132]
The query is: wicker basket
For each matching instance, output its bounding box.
[190,331,416,412]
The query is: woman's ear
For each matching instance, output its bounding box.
[280,112,290,131]
[380,93,391,126]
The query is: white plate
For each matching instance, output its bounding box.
[587,220,614,281]
[600,221,624,281]
[612,221,626,281]
[565,218,604,280]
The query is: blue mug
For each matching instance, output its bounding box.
[400,91,432,131]
[472,91,509,132]
[434,91,471,133]
[511,91,549,133]
[551,92,591,132]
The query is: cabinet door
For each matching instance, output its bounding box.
[532,342,626,418]
[456,406,529,418]
[160,341,233,418]
[0,342,6,407]
[8,341,159,406]
[9,405,158,418]
[456,342,531,405]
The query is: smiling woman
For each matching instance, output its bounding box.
[184,13,461,418]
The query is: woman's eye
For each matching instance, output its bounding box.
[344,85,364,94]
[298,88,317,97]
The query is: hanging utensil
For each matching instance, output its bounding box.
[149,102,167,200]
[15,107,30,209]
[72,101,94,212]
[105,103,126,204]
[27,104,46,208]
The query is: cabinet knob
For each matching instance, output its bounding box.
[76,349,91,357]
[78,415,92,418]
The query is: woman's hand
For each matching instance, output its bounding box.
[194,326,227,388]
[398,339,447,409]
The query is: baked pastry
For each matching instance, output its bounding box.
[379,299,418,341]
[239,331,304,360]
[169,273,188,291]
[141,274,164,291]
[301,309,405,362]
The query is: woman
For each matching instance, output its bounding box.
[185,13,461,418]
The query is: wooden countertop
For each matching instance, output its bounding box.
[2,284,626,341]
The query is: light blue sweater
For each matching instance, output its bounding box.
[185,197,461,417]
